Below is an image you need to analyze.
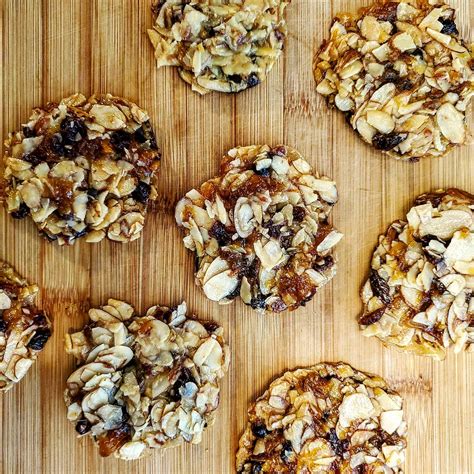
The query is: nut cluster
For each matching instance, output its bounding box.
[0,261,51,392]
[175,145,342,313]
[314,0,474,161]
[64,299,229,460]
[360,188,474,360]
[236,362,407,473]
[3,93,161,245]
[148,0,290,94]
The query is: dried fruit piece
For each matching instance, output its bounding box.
[175,145,342,313]
[148,1,290,94]
[236,362,407,473]
[0,261,52,391]
[3,93,161,245]
[360,188,474,360]
[64,300,229,460]
[314,0,474,161]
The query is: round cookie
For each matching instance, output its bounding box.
[148,0,290,94]
[236,362,407,473]
[314,0,474,161]
[0,261,51,391]
[360,188,474,360]
[175,145,342,313]
[3,93,161,245]
[64,300,229,460]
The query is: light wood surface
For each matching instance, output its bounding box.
[0,1,473,473]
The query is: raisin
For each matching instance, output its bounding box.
[23,152,42,167]
[110,130,131,152]
[354,463,369,474]
[134,121,158,149]
[202,321,219,333]
[280,441,294,464]
[369,271,392,304]
[60,115,85,142]
[412,48,424,58]
[359,307,385,326]
[169,368,195,401]
[50,134,65,155]
[209,221,232,246]
[251,423,268,438]
[226,282,241,300]
[132,181,151,203]
[250,293,267,310]
[27,328,51,351]
[0,319,7,332]
[328,428,349,457]
[280,232,293,249]
[254,166,271,177]
[22,126,36,137]
[33,313,48,326]
[381,66,400,84]
[440,18,459,35]
[250,462,263,473]
[247,73,260,88]
[11,203,29,219]
[87,188,99,198]
[372,132,405,151]
[293,206,306,222]
[228,74,243,83]
[75,419,92,435]
[72,228,88,239]
[398,79,413,91]
[267,223,283,239]
[314,255,335,272]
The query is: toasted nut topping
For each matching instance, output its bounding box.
[148,0,290,94]
[314,0,474,161]
[236,362,407,473]
[360,188,474,359]
[64,300,229,460]
[3,94,161,245]
[0,261,52,392]
[175,145,342,313]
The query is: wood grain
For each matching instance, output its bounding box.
[0,1,473,473]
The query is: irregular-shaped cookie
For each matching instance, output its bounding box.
[3,93,161,245]
[314,0,474,161]
[360,188,474,359]
[0,261,51,391]
[64,300,229,460]
[148,0,290,94]
[175,145,342,313]
[237,362,407,473]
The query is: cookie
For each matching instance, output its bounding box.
[3,93,161,245]
[360,188,474,360]
[148,0,290,94]
[0,261,51,391]
[236,362,407,473]
[175,145,342,313]
[64,300,229,460]
[314,0,474,161]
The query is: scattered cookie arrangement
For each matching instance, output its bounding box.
[1,0,473,471]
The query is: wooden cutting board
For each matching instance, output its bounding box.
[1,1,473,473]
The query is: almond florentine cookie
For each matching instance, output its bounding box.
[236,363,407,473]
[3,93,161,245]
[64,300,229,460]
[360,189,474,360]
[148,0,290,94]
[0,261,51,392]
[314,0,474,161]
[175,145,342,313]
